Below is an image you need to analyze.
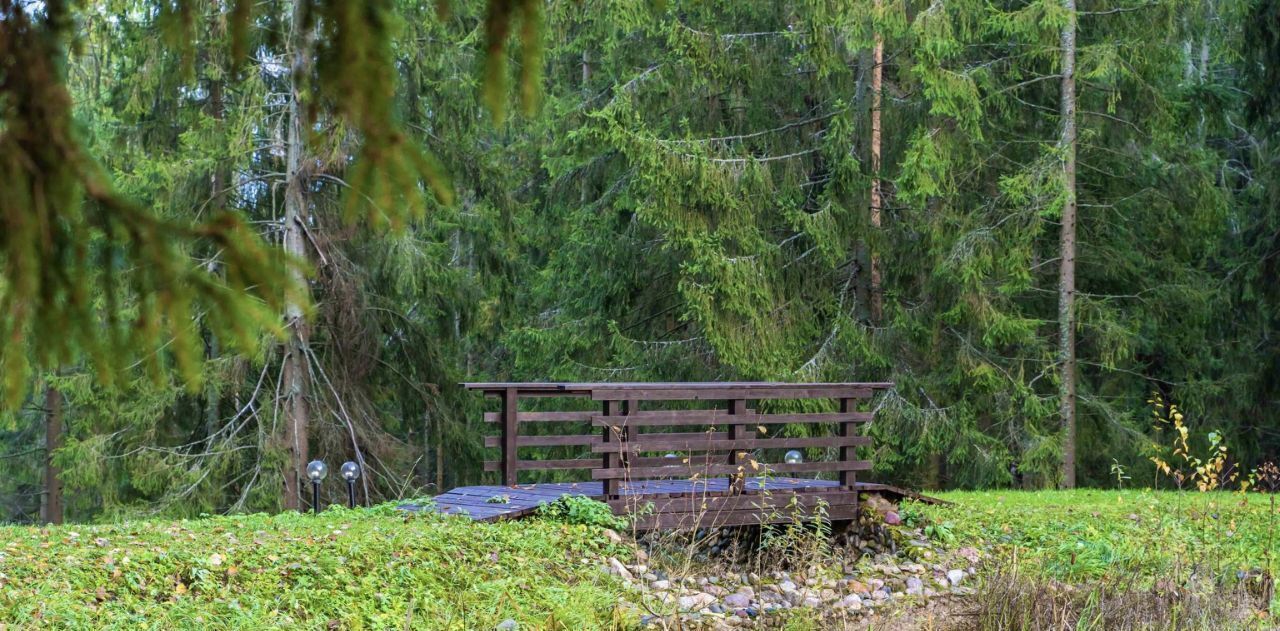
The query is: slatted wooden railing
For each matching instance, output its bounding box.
[465,382,892,529]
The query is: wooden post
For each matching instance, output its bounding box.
[727,399,747,494]
[602,400,622,498]
[838,397,858,489]
[501,388,518,487]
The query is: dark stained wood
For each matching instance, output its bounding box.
[609,490,860,514]
[592,460,873,479]
[501,388,518,486]
[591,411,873,427]
[484,458,596,472]
[483,411,595,423]
[596,435,870,454]
[458,381,894,529]
[839,397,858,488]
[601,399,622,498]
[485,434,597,448]
[590,387,876,401]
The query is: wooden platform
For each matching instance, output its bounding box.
[402,478,936,525]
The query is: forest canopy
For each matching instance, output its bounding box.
[0,0,1276,523]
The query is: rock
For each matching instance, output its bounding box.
[705,585,727,597]
[608,558,633,581]
[642,573,658,582]
[947,569,966,585]
[905,577,924,595]
[847,580,870,595]
[602,529,623,544]
[872,590,889,601]
[678,593,717,611]
[838,594,863,610]
[651,580,671,590]
[708,604,725,614]
[778,580,798,593]
[724,593,752,609]
[956,547,980,564]
[884,511,902,525]
[495,619,518,631]
[802,597,822,608]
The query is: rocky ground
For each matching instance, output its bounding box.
[602,496,981,629]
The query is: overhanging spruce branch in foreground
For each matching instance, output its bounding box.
[0,0,542,407]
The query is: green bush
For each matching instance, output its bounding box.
[535,495,627,531]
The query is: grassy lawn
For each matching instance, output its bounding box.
[0,505,627,630]
[911,489,1278,584]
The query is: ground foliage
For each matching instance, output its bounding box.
[0,505,626,629]
[912,489,1279,614]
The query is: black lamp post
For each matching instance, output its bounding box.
[306,459,327,514]
[340,461,360,508]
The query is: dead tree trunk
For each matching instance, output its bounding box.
[869,0,884,324]
[1057,0,1079,488]
[42,382,63,525]
[281,0,314,510]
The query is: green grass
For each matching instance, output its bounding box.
[911,489,1279,587]
[0,505,628,630]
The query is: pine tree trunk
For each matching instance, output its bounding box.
[1057,0,1079,489]
[869,7,884,324]
[42,382,63,525]
[281,0,314,511]
[205,21,226,440]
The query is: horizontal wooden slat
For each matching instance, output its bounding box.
[609,490,860,515]
[632,502,859,530]
[591,460,873,479]
[593,411,873,427]
[591,387,875,401]
[592,435,871,453]
[484,459,597,472]
[483,411,595,423]
[484,434,596,448]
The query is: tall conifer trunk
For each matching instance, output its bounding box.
[869,0,884,324]
[281,0,314,510]
[42,381,63,524]
[1057,0,1079,488]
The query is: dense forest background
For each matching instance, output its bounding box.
[1,0,1278,523]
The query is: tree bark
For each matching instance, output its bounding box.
[281,0,314,511]
[1057,0,1079,488]
[42,382,63,525]
[869,6,884,324]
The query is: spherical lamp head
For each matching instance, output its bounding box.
[783,450,803,465]
[306,460,328,482]
[340,461,361,482]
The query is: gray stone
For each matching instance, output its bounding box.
[724,593,752,609]
[651,579,671,590]
[947,569,966,585]
[905,577,924,595]
[778,580,798,593]
[608,557,633,581]
[837,594,863,610]
[495,619,518,631]
[678,593,717,611]
[802,597,822,608]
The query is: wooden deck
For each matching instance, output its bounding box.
[422,382,913,529]
[403,478,935,523]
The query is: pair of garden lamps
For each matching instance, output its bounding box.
[304,459,361,514]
